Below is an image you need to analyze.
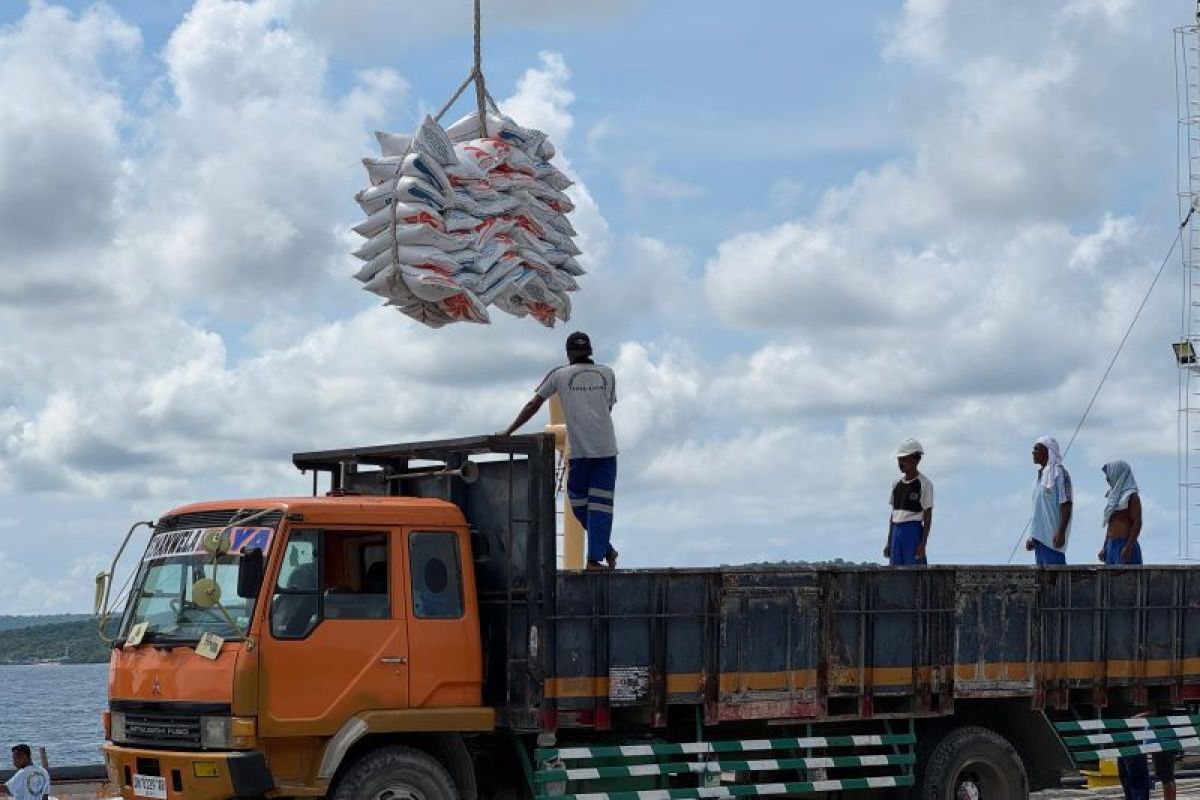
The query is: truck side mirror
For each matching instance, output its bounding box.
[94,571,111,616]
[237,549,265,599]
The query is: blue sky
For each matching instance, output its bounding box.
[0,0,1197,613]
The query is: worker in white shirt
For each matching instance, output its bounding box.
[6,745,49,800]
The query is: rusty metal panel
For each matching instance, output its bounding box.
[1144,570,1178,670]
[953,570,1036,694]
[1103,569,1141,684]
[825,569,953,700]
[1066,570,1101,683]
[1186,571,1200,676]
[662,573,711,703]
[716,570,822,720]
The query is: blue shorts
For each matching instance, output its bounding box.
[889,520,925,566]
[1032,540,1066,565]
[1104,537,1143,565]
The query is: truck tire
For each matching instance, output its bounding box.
[332,746,460,800]
[920,726,1027,800]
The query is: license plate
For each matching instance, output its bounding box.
[133,774,167,799]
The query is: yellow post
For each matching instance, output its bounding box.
[1080,758,1120,789]
[545,397,584,570]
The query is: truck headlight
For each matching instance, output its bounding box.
[200,716,256,749]
[200,716,231,749]
[110,711,126,743]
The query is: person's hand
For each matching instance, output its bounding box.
[883,543,891,559]
[1098,546,1106,562]
[1052,531,1065,549]
[1025,538,1035,551]
[1121,542,1135,564]
[915,542,926,561]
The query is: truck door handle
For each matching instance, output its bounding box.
[380,656,407,664]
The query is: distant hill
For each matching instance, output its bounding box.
[0,619,114,664]
[0,614,91,633]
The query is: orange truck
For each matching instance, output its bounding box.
[97,434,1200,800]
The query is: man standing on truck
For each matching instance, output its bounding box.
[501,331,619,570]
[884,438,933,565]
[1099,459,1142,565]
[1025,436,1073,565]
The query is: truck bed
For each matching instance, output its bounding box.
[292,435,1200,735]
[547,565,1200,730]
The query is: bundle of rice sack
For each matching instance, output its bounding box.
[350,112,583,328]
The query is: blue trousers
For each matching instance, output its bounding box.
[1033,540,1066,565]
[1118,754,1150,800]
[889,520,924,565]
[568,456,617,562]
[1104,537,1143,565]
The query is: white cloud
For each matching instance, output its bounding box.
[0,0,1195,612]
[618,162,705,204]
[0,549,107,615]
[0,3,139,259]
[120,0,407,308]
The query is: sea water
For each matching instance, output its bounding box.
[0,663,107,766]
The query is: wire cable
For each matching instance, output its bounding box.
[1005,207,1194,563]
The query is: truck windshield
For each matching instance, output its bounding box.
[122,553,254,642]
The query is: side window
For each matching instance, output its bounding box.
[324,532,389,621]
[270,530,390,639]
[271,530,319,639]
[409,532,464,619]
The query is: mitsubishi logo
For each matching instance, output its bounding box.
[151,677,162,696]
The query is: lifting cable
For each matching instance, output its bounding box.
[387,0,499,302]
[1004,205,1195,563]
[433,0,500,127]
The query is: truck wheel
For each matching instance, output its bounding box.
[920,726,1027,800]
[332,746,459,800]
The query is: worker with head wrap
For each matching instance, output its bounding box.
[1025,436,1073,565]
[1099,460,1142,565]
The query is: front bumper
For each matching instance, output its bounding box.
[103,743,274,800]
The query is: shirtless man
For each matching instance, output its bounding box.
[1098,460,1142,565]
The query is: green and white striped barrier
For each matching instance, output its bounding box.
[535,774,914,800]
[1061,726,1199,747]
[535,732,916,799]
[1053,715,1200,733]
[538,734,914,762]
[535,753,916,783]
[1073,737,1200,762]
[1054,716,1200,765]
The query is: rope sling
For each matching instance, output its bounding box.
[386,0,502,306]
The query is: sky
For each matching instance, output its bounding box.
[1,0,1198,614]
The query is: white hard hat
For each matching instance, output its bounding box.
[895,438,924,457]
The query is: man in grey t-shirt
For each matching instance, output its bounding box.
[501,331,619,569]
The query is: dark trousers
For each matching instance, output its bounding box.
[1118,755,1150,800]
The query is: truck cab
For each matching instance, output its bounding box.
[101,435,552,800]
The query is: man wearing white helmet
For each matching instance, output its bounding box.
[884,438,934,566]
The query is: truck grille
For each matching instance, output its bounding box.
[111,701,230,749]
[123,712,201,747]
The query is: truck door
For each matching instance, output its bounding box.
[404,529,481,707]
[258,527,409,735]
